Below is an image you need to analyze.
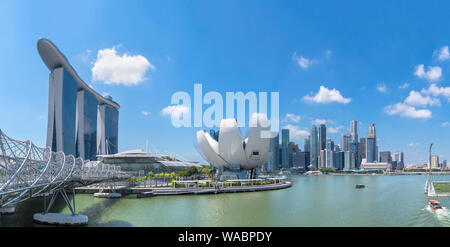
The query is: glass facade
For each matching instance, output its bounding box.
[97,104,119,155]
[281,129,289,169]
[76,90,98,161]
[310,125,318,170]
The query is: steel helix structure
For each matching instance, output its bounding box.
[0,129,130,208]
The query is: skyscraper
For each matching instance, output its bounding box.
[281,129,290,169]
[310,125,319,170]
[267,131,279,171]
[360,137,366,160]
[319,124,327,151]
[350,120,358,142]
[393,151,404,169]
[341,133,351,151]
[366,123,378,162]
[326,139,334,168]
[366,137,376,162]
[431,155,439,168]
[304,137,311,152]
[380,151,392,163]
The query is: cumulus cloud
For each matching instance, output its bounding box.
[292,53,318,69]
[282,124,310,140]
[414,64,442,82]
[312,119,327,125]
[377,83,388,93]
[384,102,432,119]
[282,113,301,123]
[161,105,190,119]
[436,46,450,61]
[328,126,344,133]
[404,90,440,106]
[399,83,410,89]
[142,111,150,116]
[92,46,155,86]
[421,84,450,97]
[442,121,450,127]
[303,85,351,104]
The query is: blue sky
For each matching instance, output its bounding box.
[1,1,450,166]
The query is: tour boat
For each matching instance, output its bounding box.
[137,190,155,198]
[355,184,365,189]
[429,200,442,210]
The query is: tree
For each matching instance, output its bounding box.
[147,171,154,187]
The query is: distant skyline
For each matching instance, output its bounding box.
[1,1,450,166]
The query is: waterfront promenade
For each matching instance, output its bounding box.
[75,181,292,196]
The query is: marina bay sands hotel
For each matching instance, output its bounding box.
[37,39,119,161]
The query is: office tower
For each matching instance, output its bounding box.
[319,124,327,151]
[344,151,355,171]
[281,129,290,169]
[350,120,358,142]
[334,151,345,170]
[267,131,279,171]
[41,39,120,160]
[367,123,378,162]
[349,141,359,169]
[320,150,327,168]
[341,133,351,151]
[298,152,310,169]
[288,142,299,168]
[326,139,334,168]
[443,160,447,169]
[393,151,405,169]
[380,151,392,163]
[360,137,366,160]
[304,137,311,152]
[310,125,319,170]
[431,155,439,168]
[365,137,376,163]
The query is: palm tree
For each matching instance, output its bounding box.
[164,173,171,186]
[147,171,154,187]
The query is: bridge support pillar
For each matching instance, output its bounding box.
[33,188,88,226]
[0,206,15,215]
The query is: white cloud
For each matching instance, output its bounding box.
[303,85,351,104]
[436,46,450,61]
[161,105,190,119]
[377,83,388,93]
[404,90,440,106]
[292,53,318,69]
[92,46,155,86]
[421,84,450,97]
[328,126,344,133]
[399,83,409,89]
[442,121,450,127]
[408,142,420,147]
[325,50,332,58]
[282,113,301,123]
[312,119,327,125]
[142,111,150,116]
[384,102,432,119]
[414,64,442,82]
[282,124,310,140]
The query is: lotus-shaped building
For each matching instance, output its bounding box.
[196,113,271,173]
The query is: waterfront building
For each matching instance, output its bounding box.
[366,137,377,163]
[326,139,334,168]
[333,151,345,170]
[319,124,327,151]
[393,151,405,169]
[380,151,392,163]
[297,152,310,169]
[431,155,439,168]
[39,39,120,160]
[361,162,391,171]
[304,137,311,152]
[281,129,290,169]
[344,151,355,171]
[196,113,271,180]
[367,123,378,162]
[349,141,359,169]
[267,131,279,171]
[310,125,319,170]
[341,133,351,151]
[100,149,202,175]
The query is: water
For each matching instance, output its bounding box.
[1,175,450,226]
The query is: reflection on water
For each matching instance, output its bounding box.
[1,175,450,226]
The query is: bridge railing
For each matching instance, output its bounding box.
[0,129,130,207]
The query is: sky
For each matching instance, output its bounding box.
[0,1,450,166]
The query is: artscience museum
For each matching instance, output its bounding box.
[196,113,271,180]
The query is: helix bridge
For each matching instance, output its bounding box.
[0,129,130,223]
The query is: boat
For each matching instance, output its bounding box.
[355,184,365,189]
[137,190,155,198]
[429,200,442,210]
